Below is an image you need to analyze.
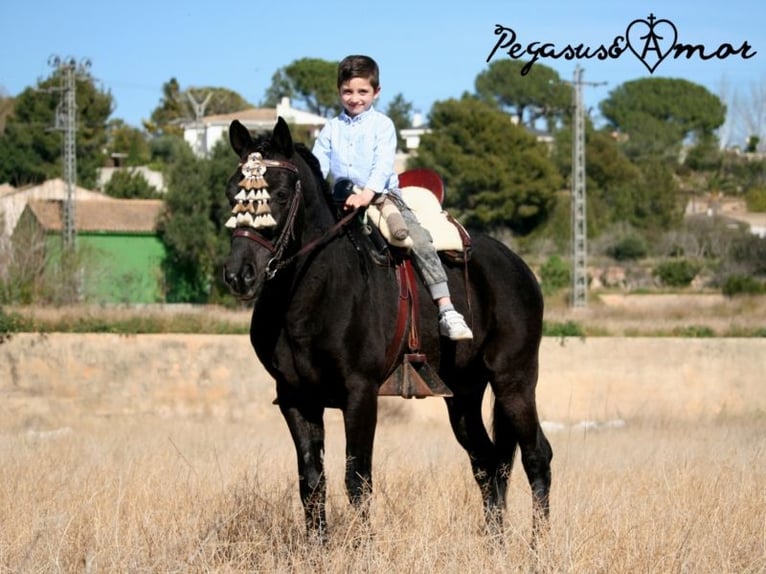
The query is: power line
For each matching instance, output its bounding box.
[569,66,606,309]
[186,91,213,157]
[48,55,91,251]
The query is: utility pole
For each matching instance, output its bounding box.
[186,91,213,157]
[569,66,605,308]
[49,55,91,251]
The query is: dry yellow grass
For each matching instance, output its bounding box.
[1,407,764,573]
[544,293,766,336]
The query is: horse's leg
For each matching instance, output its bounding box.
[279,401,328,540]
[341,382,378,525]
[492,372,553,540]
[444,384,507,532]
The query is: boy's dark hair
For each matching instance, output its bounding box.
[337,55,380,89]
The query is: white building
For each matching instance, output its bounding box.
[182,97,327,158]
[399,111,430,152]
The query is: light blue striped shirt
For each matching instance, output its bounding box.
[312,106,399,194]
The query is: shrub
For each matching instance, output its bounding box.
[744,185,766,212]
[606,235,648,261]
[543,320,585,338]
[0,306,23,344]
[653,259,701,287]
[103,170,158,199]
[539,255,570,295]
[729,234,766,274]
[721,274,766,297]
[673,325,716,337]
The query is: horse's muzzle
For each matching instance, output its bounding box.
[223,261,259,300]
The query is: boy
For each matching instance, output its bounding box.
[312,55,473,340]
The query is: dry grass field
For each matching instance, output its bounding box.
[2,295,764,572]
[1,405,764,573]
[543,293,766,337]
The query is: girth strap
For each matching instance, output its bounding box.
[383,259,420,377]
[407,261,421,352]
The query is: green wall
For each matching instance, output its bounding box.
[45,233,167,303]
[83,233,166,303]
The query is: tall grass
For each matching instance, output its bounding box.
[1,411,764,573]
[1,305,250,335]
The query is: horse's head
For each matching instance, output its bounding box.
[222,117,308,301]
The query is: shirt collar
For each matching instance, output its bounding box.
[340,105,376,124]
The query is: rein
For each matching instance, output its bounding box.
[232,198,361,280]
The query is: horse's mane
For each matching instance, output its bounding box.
[249,133,334,212]
[294,143,334,208]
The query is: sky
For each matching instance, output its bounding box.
[1,0,763,145]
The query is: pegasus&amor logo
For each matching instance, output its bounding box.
[486,14,756,75]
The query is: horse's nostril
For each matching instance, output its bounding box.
[223,267,245,294]
[242,263,256,284]
[223,263,257,295]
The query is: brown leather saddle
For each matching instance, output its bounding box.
[377,169,471,399]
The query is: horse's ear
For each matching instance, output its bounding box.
[272,116,294,158]
[229,120,252,157]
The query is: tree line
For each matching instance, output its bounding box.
[1,57,764,303]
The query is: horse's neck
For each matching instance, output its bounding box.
[301,181,338,237]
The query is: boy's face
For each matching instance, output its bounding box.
[339,77,380,118]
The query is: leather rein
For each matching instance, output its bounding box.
[230,158,359,280]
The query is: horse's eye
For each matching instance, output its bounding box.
[272,186,290,202]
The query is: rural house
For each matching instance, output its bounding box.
[14,198,166,303]
[182,97,327,158]
[0,178,111,239]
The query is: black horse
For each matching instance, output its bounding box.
[222,117,552,541]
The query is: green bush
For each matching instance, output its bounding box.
[672,325,716,337]
[103,170,158,199]
[745,185,766,212]
[653,259,701,287]
[721,274,766,297]
[606,235,648,261]
[0,307,23,344]
[729,235,766,274]
[543,320,585,338]
[539,255,570,295]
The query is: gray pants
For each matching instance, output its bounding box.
[389,194,450,301]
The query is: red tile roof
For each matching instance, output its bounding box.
[25,199,164,233]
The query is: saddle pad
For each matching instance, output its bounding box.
[366,186,464,251]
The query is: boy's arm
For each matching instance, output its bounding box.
[311,123,332,179]
[363,116,397,196]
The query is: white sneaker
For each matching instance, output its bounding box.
[439,309,474,340]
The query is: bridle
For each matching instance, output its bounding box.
[229,154,359,280]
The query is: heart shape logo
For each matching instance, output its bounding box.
[625,15,678,73]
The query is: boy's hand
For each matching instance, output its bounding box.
[344,187,376,210]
